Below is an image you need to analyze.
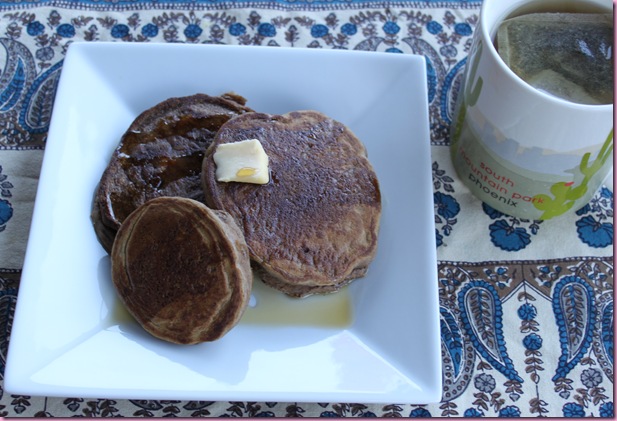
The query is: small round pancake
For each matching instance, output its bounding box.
[111,197,252,344]
[202,110,382,298]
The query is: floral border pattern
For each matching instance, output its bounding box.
[0,5,476,150]
[437,257,613,418]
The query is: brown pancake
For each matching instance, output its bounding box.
[93,93,252,253]
[202,110,381,298]
[111,197,252,344]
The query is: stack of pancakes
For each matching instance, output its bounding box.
[93,93,252,253]
[93,93,382,344]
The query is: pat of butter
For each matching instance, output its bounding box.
[213,138,270,184]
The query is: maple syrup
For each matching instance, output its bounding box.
[240,274,353,328]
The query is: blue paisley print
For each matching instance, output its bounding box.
[0,166,13,232]
[552,276,596,381]
[56,23,76,38]
[111,24,131,38]
[435,191,460,219]
[483,203,542,251]
[463,408,483,417]
[457,281,523,382]
[433,162,459,247]
[575,187,613,247]
[600,402,614,417]
[601,301,614,365]
[141,23,159,37]
[517,303,537,321]
[489,219,531,251]
[523,333,542,351]
[498,406,522,417]
[0,199,12,228]
[409,408,432,417]
[563,402,586,417]
[26,21,45,36]
[576,215,613,248]
[440,306,465,378]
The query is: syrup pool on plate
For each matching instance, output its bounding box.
[109,274,353,329]
[241,274,352,328]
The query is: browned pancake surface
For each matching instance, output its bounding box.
[111,197,252,344]
[93,93,252,253]
[202,111,381,297]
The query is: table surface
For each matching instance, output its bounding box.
[0,0,613,417]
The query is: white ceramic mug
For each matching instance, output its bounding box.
[451,0,613,220]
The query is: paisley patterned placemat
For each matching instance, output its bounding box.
[0,0,613,417]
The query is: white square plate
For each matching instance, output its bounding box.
[5,42,441,403]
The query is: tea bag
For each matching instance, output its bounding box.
[497,13,613,105]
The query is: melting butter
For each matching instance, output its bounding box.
[213,138,269,184]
